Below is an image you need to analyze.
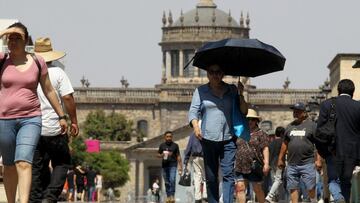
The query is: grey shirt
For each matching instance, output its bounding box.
[285,119,316,166]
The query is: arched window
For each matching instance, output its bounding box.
[137,120,148,137]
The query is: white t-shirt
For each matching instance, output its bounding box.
[37,66,74,136]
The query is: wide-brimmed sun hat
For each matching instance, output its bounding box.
[246,109,262,121]
[34,37,65,62]
[1,27,26,40]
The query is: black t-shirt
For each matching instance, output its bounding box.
[158,141,180,168]
[285,119,316,166]
[75,168,85,185]
[268,138,282,169]
[86,170,97,187]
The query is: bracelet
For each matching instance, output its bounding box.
[58,115,67,120]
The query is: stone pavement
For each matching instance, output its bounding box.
[0,183,6,202]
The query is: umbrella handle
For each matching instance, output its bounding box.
[183,56,195,70]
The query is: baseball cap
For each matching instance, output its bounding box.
[290,102,306,111]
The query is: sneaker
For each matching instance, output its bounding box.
[317,199,324,203]
[265,196,273,203]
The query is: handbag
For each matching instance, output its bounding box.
[314,97,337,157]
[178,169,191,187]
[232,95,250,141]
[246,142,264,178]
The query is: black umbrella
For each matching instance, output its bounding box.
[186,38,286,77]
[353,60,360,68]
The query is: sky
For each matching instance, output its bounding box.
[1,0,360,89]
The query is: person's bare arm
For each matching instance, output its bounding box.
[262,146,270,175]
[237,81,248,115]
[191,119,202,140]
[277,141,288,169]
[315,151,323,171]
[62,94,79,137]
[177,153,183,175]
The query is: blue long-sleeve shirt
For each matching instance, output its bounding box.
[188,83,238,141]
[183,133,203,165]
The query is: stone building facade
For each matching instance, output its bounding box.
[328,53,360,100]
[72,1,325,201]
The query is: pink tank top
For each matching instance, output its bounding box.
[0,52,48,119]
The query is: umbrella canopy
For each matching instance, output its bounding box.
[189,38,286,77]
[353,60,360,68]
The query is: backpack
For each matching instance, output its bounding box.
[314,97,337,157]
[0,53,42,81]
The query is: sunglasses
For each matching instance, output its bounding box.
[208,70,223,75]
[247,118,259,122]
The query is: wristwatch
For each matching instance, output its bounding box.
[58,115,67,120]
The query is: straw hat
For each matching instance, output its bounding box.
[246,109,261,121]
[34,37,65,62]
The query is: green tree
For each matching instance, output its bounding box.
[70,136,130,188]
[83,110,133,141]
[70,109,133,189]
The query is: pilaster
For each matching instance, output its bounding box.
[179,50,184,76]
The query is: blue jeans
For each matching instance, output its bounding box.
[0,116,42,165]
[201,138,236,203]
[162,166,177,197]
[88,186,96,201]
[325,156,344,202]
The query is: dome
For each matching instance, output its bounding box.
[173,1,239,27]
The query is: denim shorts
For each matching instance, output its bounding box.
[235,171,263,183]
[286,163,316,190]
[0,116,42,165]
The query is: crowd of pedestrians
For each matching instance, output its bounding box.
[182,64,360,203]
[64,165,103,202]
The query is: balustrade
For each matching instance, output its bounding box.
[74,87,321,105]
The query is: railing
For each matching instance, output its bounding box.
[162,26,245,42]
[73,87,321,105]
[248,89,320,105]
[74,88,160,104]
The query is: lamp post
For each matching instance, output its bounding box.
[307,79,331,121]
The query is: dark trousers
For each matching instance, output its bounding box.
[201,138,236,203]
[29,134,71,203]
[334,156,358,203]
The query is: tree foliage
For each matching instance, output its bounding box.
[69,109,133,189]
[83,110,133,141]
[70,137,130,188]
